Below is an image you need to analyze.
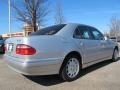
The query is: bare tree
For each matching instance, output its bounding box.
[11,0,49,32]
[109,17,120,37]
[54,0,65,24]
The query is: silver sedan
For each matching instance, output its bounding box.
[4,23,119,81]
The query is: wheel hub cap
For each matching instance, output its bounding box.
[66,58,80,78]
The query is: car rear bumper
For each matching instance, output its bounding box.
[4,55,63,75]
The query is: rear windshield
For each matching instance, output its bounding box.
[30,24,66,36]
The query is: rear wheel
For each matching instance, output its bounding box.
[112,48,119,62]
[60,55,81,81]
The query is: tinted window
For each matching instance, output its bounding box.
[73,26,93,39]
[90,27,104,40]
[73,27,81,38]
[30,24,66,36]
[82,31,91,39]
[79,26,93,39]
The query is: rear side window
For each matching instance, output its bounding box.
[82,30,91,39]
[73,27,81,38]
[30,24,66,36]
[73,26,93,40]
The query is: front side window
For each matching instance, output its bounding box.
[91,29,104,40]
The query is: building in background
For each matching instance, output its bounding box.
[2,23,34,38]
[2,32,24,38]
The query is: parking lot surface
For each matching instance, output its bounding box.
[0,54,120,90]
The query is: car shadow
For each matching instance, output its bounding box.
[24,75,64,86]
[80,59,119,77]
[24,58,120,86]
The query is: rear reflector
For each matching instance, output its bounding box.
[16,44,36,55]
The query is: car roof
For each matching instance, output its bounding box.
[56,23,98,38]
[67,23,95,28]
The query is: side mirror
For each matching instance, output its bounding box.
[104,36,108,40]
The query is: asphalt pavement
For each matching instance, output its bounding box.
[0,54,120,90]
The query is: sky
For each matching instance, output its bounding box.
[0,0,120,35]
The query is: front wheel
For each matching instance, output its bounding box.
[60,55,81,81]
[112,49,119,62]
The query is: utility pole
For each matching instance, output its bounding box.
[8,0,11,37]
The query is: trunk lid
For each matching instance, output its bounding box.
[5,36,62,60]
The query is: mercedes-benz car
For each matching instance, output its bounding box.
[4,23,119,81]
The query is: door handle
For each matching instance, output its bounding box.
[79,42,83,46]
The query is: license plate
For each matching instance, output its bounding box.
[8,43,14,52]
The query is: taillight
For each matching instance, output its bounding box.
[16,44,36,55]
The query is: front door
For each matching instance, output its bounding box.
[90,27,112,59]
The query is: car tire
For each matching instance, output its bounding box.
[112,48,119,62]
[60,55,81,81]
